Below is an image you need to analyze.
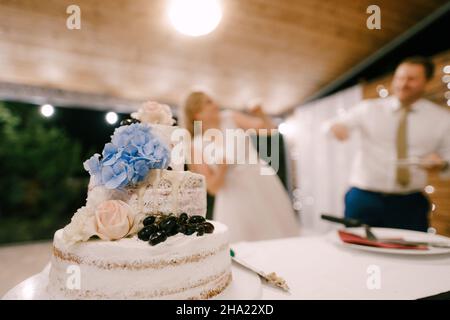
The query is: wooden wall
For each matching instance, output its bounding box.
[362,50,450,236]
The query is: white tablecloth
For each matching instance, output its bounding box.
[2,235,450,300]
[232,235,450,300]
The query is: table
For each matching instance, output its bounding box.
[0,241,52,297]
[233,235,450,299]
[1,235,450,299]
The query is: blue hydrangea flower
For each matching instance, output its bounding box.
[83,123,170,189]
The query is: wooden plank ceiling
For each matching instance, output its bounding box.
[0,0,447,114]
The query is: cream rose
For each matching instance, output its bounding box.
[131,101,175,125]
[95,200,135,240]
[63,206,97,244]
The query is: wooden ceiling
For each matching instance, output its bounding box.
[0,0,447,114]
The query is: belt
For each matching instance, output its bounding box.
[353,187,423,197]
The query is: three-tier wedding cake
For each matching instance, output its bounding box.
[47,102,232,299]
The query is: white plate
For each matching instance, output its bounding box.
[2,263,261,300]
[327,227,450,255]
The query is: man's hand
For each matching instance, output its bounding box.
[330,123,350,141]
[421,153,448,171]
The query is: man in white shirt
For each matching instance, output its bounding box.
[328,56,450,231]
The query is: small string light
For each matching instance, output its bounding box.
[105,112,118,125]
[376,85,389,98]
[40,104,55,117]
[424,185,435,194]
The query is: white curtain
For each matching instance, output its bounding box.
[284,85,363,234]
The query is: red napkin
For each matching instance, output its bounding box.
[338,230,428,250]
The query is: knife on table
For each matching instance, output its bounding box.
[321,214,364,228]
[230,249,290,292]
[321,214,378,240]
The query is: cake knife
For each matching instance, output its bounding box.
[230,249,290,293]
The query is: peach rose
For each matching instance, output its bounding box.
[95,200,134,240]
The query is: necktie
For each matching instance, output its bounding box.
[396,104,411,186]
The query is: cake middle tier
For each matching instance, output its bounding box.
[88,169,207,217]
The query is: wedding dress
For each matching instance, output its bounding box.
[194,111,300,243]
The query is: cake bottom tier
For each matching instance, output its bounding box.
[47,222,232,299]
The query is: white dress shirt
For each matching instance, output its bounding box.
[328,96,450,194]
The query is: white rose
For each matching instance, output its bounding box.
[131,101,175,125]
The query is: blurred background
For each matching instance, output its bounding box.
[0,0,449,244]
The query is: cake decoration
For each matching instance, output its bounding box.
[83,122,170,190]
[120,118,140,126]
[62,101,206,245]
[95,200,136,241]
[131,101,175,125]
[136,213,215,246]
[64,115,171,244]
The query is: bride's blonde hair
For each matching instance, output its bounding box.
[182,91,207,137]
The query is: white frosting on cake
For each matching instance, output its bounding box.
[125,169,206,218]
[86,169,206,219]
[48,221,231,300]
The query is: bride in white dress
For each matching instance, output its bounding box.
[182,91,299,243]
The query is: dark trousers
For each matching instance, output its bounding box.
[344,187,430,232]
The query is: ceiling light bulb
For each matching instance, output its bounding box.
[168,0,222,37]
